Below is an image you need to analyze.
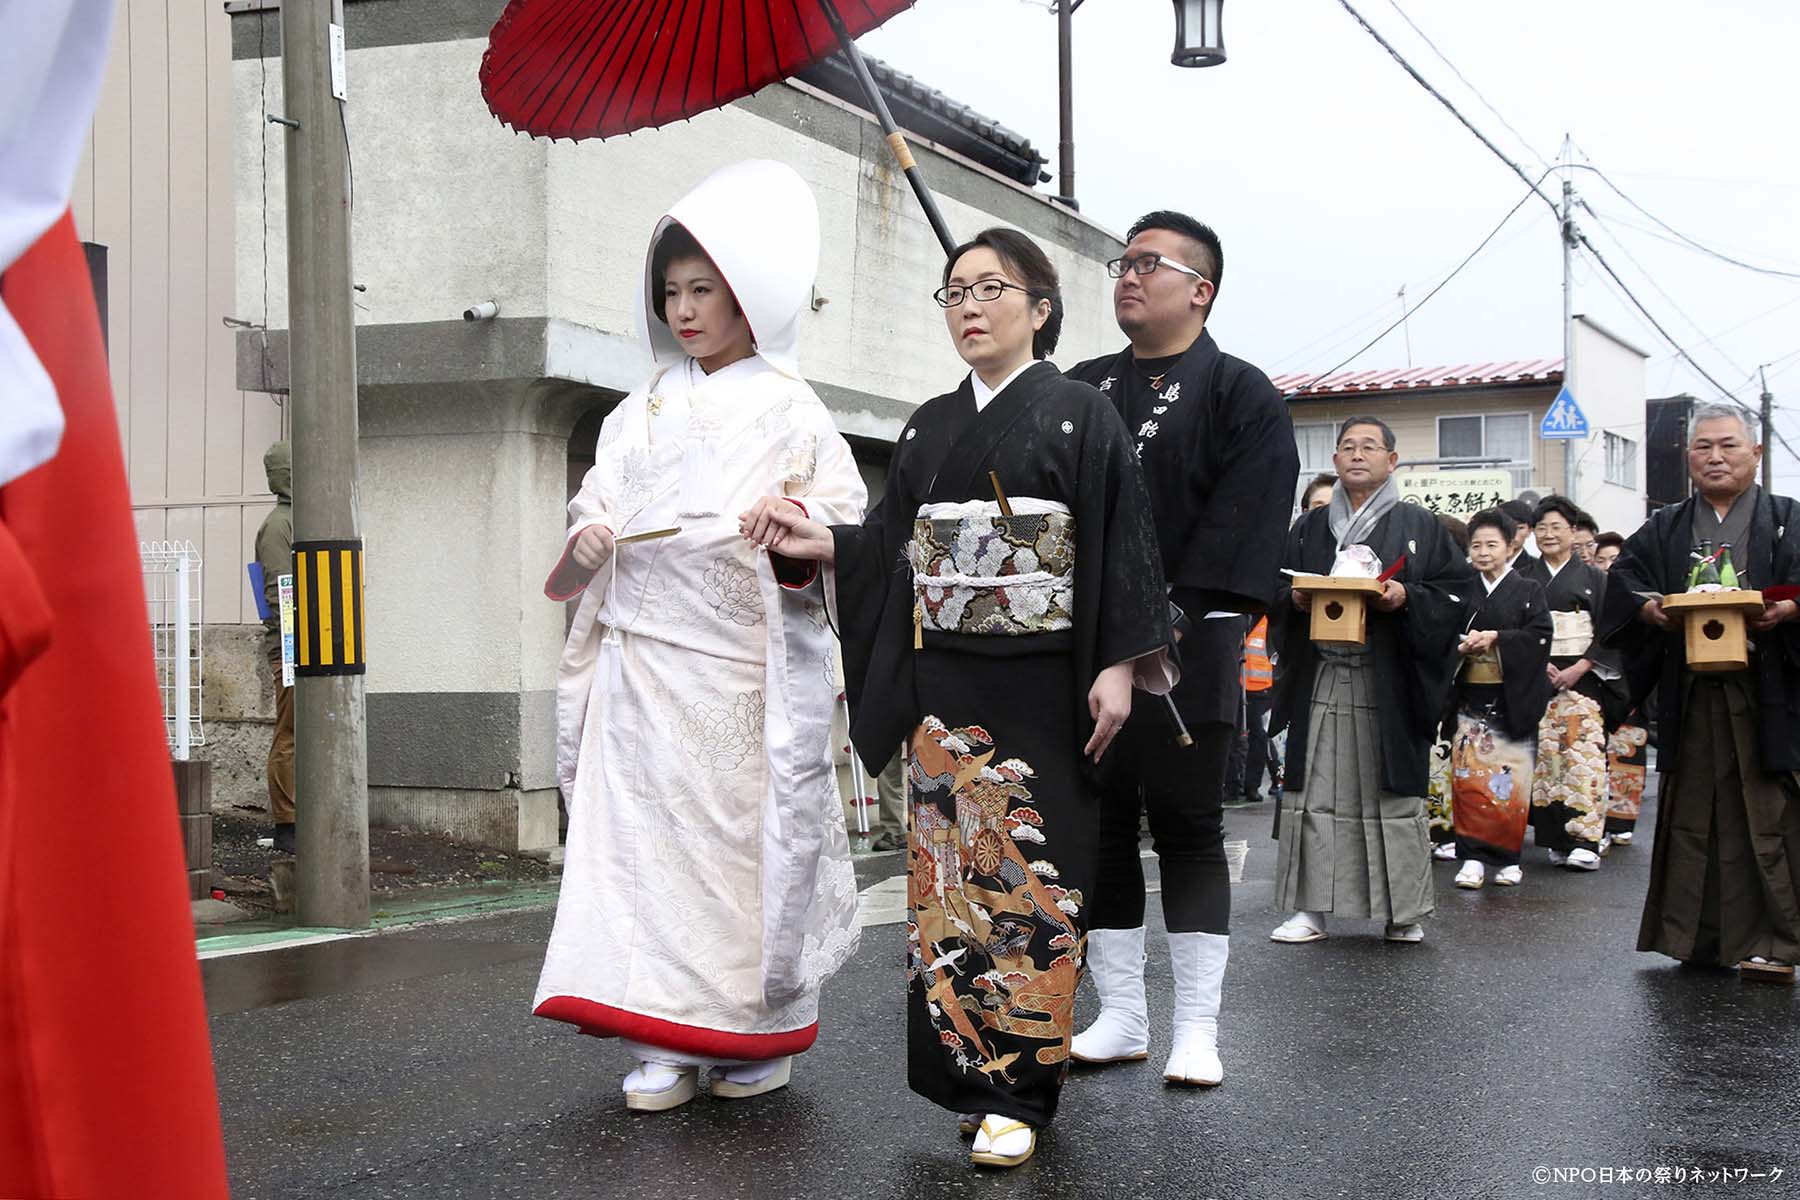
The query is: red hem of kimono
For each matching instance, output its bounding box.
[772,498,818,590]
[533,996,818,1059]
[543,525,612,601]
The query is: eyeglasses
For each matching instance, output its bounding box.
[933,279,1035,307]
[1105,252,1207,281]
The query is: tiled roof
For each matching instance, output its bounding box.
[1273,359,1564,397]
[797,52,1049,187]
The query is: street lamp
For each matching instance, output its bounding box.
[1171,0,1227,68]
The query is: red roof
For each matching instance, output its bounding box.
[1273,358,1563,397]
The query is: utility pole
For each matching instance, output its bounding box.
[280,0,370,928]
[1057,0,1077,207]
[1762,365,1774,491]
[1561,165,1578,500]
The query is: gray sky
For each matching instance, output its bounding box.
[859,0,1800,485]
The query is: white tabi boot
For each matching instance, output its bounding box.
[1070,926,1149,1064]
[1163,931,1226,1087]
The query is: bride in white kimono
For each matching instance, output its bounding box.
[534,160,867,1112]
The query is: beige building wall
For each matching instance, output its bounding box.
[72,0,282,629]
[1288,385,1570,499]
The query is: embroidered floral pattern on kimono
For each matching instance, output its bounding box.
[1531,691,1608,844]
[908,514,1076,637]
[1605,724,1649,823]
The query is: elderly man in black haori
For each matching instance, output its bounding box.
[1268,416,1473,946]
[1063,211,1299,1088]
[1602,403,1800,985]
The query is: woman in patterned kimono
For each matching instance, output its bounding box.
[1446,509,1553,889]
[741,228,1175,1169]
[1520,496,1619,872]
[535,161,867,1113]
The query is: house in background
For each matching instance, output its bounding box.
[1273,315,1650,531]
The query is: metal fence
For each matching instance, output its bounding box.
[140,540,205,759]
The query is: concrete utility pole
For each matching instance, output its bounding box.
[1057,0,1076,206]
[281,0,370,928]
[1561,168,1578,500]
[1762,365,1774,492]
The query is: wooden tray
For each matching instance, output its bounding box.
[1293,574,1385,647]
[1662,589,1764,672]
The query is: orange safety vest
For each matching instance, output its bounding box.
[1242,616,1273,692]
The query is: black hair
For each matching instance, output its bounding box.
[650,222,741,325]
[1531,495,1583,528]
[1572,510,1599,534]
[1497,498,1533,525]
[942,227,1064,359]
[1439,514,1470,554]
[1595,531,1626,552]
[1336,415,1396,452]
[1302,472,1337,504]
[1467,507,1517,544]
[1126,210,1223,311]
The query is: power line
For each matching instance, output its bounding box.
[1383,0,1552,175]
[1565,158,1800,282]
[1288,171,1551,397]
[1575,230,1745,405]
[1336,0,1557,217]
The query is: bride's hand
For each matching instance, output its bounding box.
[739,497,835,562]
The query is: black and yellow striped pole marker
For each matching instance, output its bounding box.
[291,539,365,676]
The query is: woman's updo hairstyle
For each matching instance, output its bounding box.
[942,227,1064,359]
[650,222,740,324]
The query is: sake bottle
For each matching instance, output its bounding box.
[1688,539,1714,590]
[1718,544,1739,589]
[1694,540,1722,590]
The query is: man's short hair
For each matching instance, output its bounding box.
[1690,402,1761,444]
[1336,415,1396,452]
[1595,531,1626,553]
[1531,495,1583,528]
[1126,210,1222,309]
[1572,510,1599,535]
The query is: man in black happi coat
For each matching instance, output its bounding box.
[1065,211,1299,1085]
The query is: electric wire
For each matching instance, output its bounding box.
[1565,159,1800,282]
[1336,0,1557,216]
[1383,0,1552,175]
[1287,171,1551,397]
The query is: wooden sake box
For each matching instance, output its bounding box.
[1293,575,1386,647]
[1662,589,1764,672]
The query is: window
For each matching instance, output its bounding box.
[1605,431,1638,488]
[1437,412,1533,491]
[1294,423,1335,473]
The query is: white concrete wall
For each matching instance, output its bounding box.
[1570,316,1650,530]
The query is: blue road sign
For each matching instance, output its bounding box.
[1540,387,1589,439]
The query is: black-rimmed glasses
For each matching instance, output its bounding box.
[933,279,1034,307]
[1105,252,1206,281]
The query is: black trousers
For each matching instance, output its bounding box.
[1225,687,1277,801]
[1091,709,1233,936]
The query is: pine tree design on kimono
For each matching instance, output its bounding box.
[702,558,764,626]
[907,717,1082,1074]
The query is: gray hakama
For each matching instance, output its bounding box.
[1274,646,1435,925]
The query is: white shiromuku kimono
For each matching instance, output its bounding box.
[534,161,867,1064]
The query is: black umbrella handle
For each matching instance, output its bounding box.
[818,0,959,256]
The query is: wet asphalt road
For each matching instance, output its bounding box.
[207,791,1799,1200]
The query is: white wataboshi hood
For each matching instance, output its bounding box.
[633,159,821,380]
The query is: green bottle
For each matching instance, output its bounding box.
[1695,541,1722,589]
[1688,539,1714,590]
[1718,543,1739,589]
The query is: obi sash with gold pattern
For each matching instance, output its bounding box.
[908,501,1074,640]
[1550,610,1594,658]
[1462,646,1503,684]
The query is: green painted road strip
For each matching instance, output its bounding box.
[196,880,562,959]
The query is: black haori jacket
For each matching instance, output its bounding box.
[1270,501,1475,797]
[1601,488,1800,773]
[1068,330,1299,725]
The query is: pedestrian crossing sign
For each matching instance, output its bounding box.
[1540,387,1589,439]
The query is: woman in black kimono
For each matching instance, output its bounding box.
[1520,496,1619,871]
[1445,509,1553,889]
[739,229,1174,1169]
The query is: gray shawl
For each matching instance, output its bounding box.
[1329,475,1402,554]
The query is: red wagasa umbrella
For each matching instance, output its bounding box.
[480,0,957,252]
